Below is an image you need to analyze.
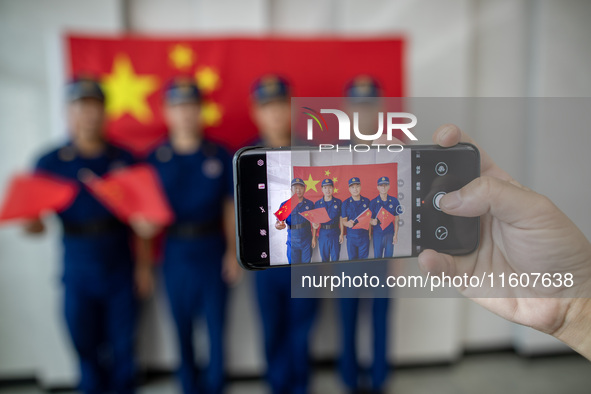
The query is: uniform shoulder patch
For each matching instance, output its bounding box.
[156,146,173,163]
[58,146,76,162]
[202,157,223,178]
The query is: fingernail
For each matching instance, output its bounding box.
[440,191,461,210]
[438,126,452,143]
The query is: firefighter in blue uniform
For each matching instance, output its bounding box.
[341,177,372,260]
[338,76,392,393]
[250,75,318,394]
[311,178,343,262]
[29,77,150,394]
[146,78,239,394]
[370,176,400,259]
[275,178,314,264]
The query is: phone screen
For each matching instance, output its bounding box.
[235,144,479,269]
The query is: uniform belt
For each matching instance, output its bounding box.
[320,223,339,230]
[288,223,309,230]
[63,217,126,236]
[168,220,222,238]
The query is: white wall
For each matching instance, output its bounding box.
[1,0,590,387]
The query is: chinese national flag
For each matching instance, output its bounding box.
[293,163,398,202]
[299,207,331,224]
[67,36,404,155]
[274,194,299,222]
[85,164,174,226]
[353,208,372,230]
[0,173,78,222]
[377,206,396,230]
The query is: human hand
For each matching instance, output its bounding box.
[311,237,317,249]
[129,214,162,239]
[275,221,286,230]
[312,222,320,229]
[222,250,242,285]
[417,124,591,358]
[339,234,344,244]
[370,218,378,226]
[134,264,155,299]
[344,220,355,228]
[393,234,398,244]
[23,218,45,235]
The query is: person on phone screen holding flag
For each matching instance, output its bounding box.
[341,177,372,260]
[370,176,400,258]
[311,178,344,262]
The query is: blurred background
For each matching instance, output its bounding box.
[1,0,591,393]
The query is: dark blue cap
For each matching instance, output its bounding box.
[165,77,201,104]
[345,75,381,103]
[291,178,305,187]
[348,177,361,186]
[67,77,105,102]
[321,178,334,187]
[251,75,290,104]
[377,176,390,185]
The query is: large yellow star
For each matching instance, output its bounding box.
[102,54,159,123]
[304,174,320,192]
[334,188,339,194]
[195,67,220,94]
[201,100,223,127]
[169,44,195,69]
[325,170,331,176]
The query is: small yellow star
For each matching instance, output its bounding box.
[201,100,223,127]
[102,54,159,123]
[303,174,320,192]
[333,177,338,183]
[195,67,220,94]
[334,188,338,194]
[169,44,195,70]
[325,170,331,176]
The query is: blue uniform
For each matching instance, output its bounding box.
[369,195,400,259]
[35,143,137,394]
[313,197,342,262]
[147,140,233,394]
[256,191,317,394]
[341,196,371,260]
[281,198,314,264]
[255,268,318,394]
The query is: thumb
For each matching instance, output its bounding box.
[440,176,547,226]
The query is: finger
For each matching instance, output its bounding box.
[418,249,458,277]
[432,124,510,180]
[439,175,548,226]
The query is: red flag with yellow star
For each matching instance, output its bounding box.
[299,206,331,224]
[353,208,372,230]
[85,164,174,226]
[0,173,78,222]
[274,194,299,222]
[67,35,404,155]
[293,163,398,202]
[377,206,396,230]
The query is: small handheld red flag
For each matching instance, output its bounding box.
[0,173,78,222]
[353,208,372,230]
[299,207,331,224]
[274,194,299,221]
[377,207,396,230]
[85,164,174,226]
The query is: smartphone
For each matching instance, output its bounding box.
[233,143,480,270]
